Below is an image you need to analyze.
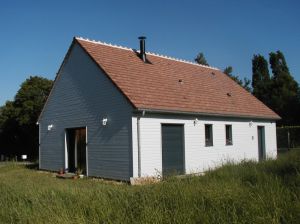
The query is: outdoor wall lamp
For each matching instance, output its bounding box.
[194,118,199,126]
[47,124,54,131]
[102,118,108,126]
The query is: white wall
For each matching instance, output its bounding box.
[132,115,277,178]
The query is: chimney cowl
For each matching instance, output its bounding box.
[138,36,147,62]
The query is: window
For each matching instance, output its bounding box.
[205,124,213,146]
[225,125,233,145]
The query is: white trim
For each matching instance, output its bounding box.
[38,123,41,169]
[85,126,88,176]
[137,117,141,177]
[75,37,220,71]
[146,52,219,70]
[64,127,88,175]
[64,131,68,170]
[75,37,132,51]
[75,133,78,168]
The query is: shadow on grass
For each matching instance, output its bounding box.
[25,163,39,170]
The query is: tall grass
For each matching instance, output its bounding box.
[0,150,299,223]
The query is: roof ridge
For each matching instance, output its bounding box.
[146,51,219,70]
[75,36,220,71]
[76,36,132,51]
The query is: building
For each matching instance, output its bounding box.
[38,37,280,181]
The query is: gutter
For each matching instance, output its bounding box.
[134,108,280,121]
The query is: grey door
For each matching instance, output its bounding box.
[162,124,185,176]
[257,126,266,161]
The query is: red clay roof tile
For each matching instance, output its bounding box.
[75,37,280,120]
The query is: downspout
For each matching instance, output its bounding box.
[137,117,141,177]
[137,110,145,178]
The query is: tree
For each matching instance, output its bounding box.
[0,101,21,158]
[223,66,233,76]
[223,66,251,92]
[195,52,209,66]
[0,76,53,160]
[252,54,271,106]
[14,76,53,125]
[269,51,299,125]
[242,78,252,92]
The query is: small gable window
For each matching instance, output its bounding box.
[205,124,213,147]
[226,125,233,145]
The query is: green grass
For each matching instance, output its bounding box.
[0,150,300,224]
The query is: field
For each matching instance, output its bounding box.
[0,150,299,224]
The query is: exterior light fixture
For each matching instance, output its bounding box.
[194,118,199,126]
[249,121,253,127]
[102,118,108,126]
[48,124,54,131]
[21,155,27,161]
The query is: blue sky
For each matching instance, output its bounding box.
[0,0,299,106]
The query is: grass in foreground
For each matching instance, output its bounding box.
[0,150,300,224]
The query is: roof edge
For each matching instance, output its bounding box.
[37,38,77,123]
[135,108,281,121]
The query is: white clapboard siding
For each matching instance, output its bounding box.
[132,115,277,177]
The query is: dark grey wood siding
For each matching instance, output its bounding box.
[39,43,133,180]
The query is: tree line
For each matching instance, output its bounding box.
[195,51,300,126]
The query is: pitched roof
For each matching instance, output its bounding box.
[75,37,280,120]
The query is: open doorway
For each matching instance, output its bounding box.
[66,127,87,174]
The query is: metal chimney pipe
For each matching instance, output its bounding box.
[138,36,146,62]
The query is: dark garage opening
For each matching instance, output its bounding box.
[66,127,87,174]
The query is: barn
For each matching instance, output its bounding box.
[38,37,280,181]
